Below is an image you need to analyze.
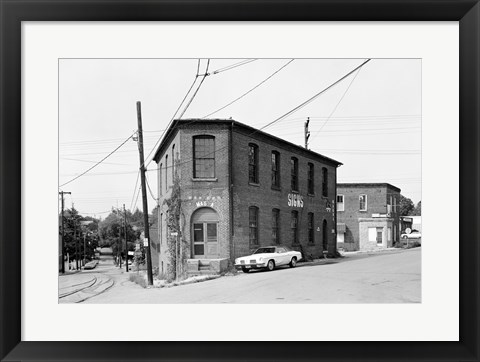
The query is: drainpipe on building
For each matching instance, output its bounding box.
[229,122,235,264]
[334,165,338,257]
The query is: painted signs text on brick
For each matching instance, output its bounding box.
[287,193,304,208]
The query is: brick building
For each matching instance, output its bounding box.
[336,183,401,251]
[152,119,342,275]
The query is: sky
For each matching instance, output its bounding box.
[59,58,421,217]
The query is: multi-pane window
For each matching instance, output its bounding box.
[159,213,163,244]
[159,163,163,196]
[291,211,298,244]
[165,155,168,191]
[249,207,259,246]
[193,136,215,178]
[272,208,280,244]
[337,194,345,211]
[271,151,280,188]
[322,167,328,197]
[359,194,367,211]
[171,144,175,181]
[291,157,298,191]
[322,219,328,251]
[308,163,314,194]
[248,144,259,184]
[308,212,314,244]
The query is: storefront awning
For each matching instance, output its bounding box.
[337,223,346,233]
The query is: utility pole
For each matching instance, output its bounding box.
[73,210,79,270]
[124,204,128,272]
[304,117,310,149]
[59,191,71,273]
[135,101,153,286]
[83,231,87,267]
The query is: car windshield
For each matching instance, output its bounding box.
[253,247,275,254]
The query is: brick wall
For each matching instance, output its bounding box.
[231,128,339,259]
[358,218,393,250]
[337,184,401,250]
[155,123,232,267]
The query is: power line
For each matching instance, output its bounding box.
[60,157,131,166]
[310,64,364,141]
[145,175,158,203]
[142,59,204,169]
[59,131,137,187]
[258,59,372,133]
[202,59,294,119]
[177,59,210,120]
[132,186,141,211]
[129,171,140,212]
[211,59,258,75]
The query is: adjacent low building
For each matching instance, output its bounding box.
[152,119,342,275]
[336,183,401,251]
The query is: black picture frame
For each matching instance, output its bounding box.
[1,1,479,361]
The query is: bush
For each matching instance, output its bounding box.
[396,239,421,249]
[129,273,147,288]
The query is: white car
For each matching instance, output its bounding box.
[234,246,302,273]
[401,230,422,239]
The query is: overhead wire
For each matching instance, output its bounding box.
[145,175,158,203]
[129,171,140,211]
[59,131,137,187]
[257,59,372,133]
[210,59,257,75]
[201,59,294,119]
[310,64,365,141]
[142,59,208,169]
[177,59,210,120]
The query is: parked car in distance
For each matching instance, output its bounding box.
[84,260,98,270]
[401,230,422,239]
[234,246,302,273]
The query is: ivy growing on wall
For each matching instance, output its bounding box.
[163,161,188,281]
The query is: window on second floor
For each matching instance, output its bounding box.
[291,157,298,191]
[359,194,367,211]
[171,144,175,182]
[271,151,280,188]
[159,163,163,196]
[165,154,168,191]
[337,194,344,211]
[308,163,315,194]
[248,144,259,184]
[193,136,215,178]
[322,167,328,197]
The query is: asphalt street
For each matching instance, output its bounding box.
[77,247,421,304]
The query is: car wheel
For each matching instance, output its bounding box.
[289,257,297,268]
[267,260,275,271]
[241,267,250,273]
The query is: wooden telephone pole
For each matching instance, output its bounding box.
[59,191,71,273]
[124,204,128,272]
[304,117,310,149]
[135,101,153,286]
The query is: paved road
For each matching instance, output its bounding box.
[83,248,421,304]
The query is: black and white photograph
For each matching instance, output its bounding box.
[58,58,422,304]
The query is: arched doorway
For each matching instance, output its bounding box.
[191,207,219,259]
[322,219,328,252]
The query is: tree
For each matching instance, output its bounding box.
[59,208,100,267]
[98,208,141,259]
[399,194,415,216]
[412,201,422,216]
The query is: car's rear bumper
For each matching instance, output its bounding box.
[235,263,266,270]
